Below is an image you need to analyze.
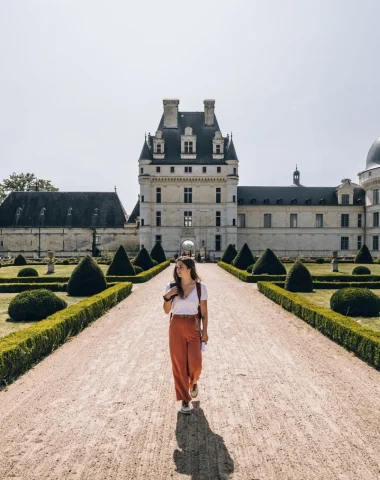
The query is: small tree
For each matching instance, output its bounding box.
[133,247,154,271]
[221,244,238,264]
[14,254,27,266]
[284,260,313,292]
[232,243,255,270]
[67,255,107,296]
[150,242,167,264]
[252,248,287,275]
[355,244,373,264]
[107,245,135,276]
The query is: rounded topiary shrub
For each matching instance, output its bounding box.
[134,265,143,274]
[221,244,238,265]
[67,255,107,296]
[284,260,313,292]
[330,288,380,317]
[107,245,135,276]
[352,266,371,275]
[232,243,255,270]
[8,289,67,322]
[316,258,324,264]
[252,248,287,275]
[14,254,27,266]
[17,267,39,278]
[133,247,154,271]
[355,244,373,264]
[150,242,167,264]
[62,259,70,265]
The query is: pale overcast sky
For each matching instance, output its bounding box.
[1,0,379,213]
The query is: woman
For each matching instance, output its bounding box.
[163,256,208,414]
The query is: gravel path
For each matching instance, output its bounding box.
[1,264,380,480]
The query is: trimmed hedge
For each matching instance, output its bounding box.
[0,282,132,386]
[330,288,380,317]
[67,256,107,296]
[0,283,68,293]
[218,261,285,282]
[106,260,170,283]
[355,245,373,264]
[285,260,313,292]
[107,245,135,276]
[352,266,371,275]
[233,243,255,270]
[14,254,27,266]
[150,242,167,264]
[253,248,287,275]
[257,282,380,369]
[17,267,39,277]
[8,289,67,322]
[221,244,238,265]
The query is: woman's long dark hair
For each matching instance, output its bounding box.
[173,256,201,298]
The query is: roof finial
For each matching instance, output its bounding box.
[114,185,117,193]
[231,131,233,140]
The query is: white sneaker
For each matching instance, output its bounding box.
[190,383,199,398]
[180,401,191,415]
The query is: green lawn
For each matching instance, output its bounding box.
[284,263,380,275]
[0,292,86,338]
[300,289,380,332]
[0,264,108,278]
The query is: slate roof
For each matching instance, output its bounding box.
[141,112,230,165]
[127,198,140,224]
[225,138,238,161]
[139,139,153,161]
[237,186,365,206]
[366,137,380,169]
[0,192,127,228]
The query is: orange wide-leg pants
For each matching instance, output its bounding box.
[169,314,202,402]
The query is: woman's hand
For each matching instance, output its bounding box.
[166,286,178,298]
[201,332,209,344]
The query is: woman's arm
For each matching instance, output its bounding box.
[163,285,178,314]
[200,299,208,343]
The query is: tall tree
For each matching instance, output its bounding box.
[0,172,58,203]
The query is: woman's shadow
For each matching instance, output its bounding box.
[174,402,234,480]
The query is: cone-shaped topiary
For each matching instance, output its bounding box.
[355,244,373,264]
[352,265,371,275]
[252,248,287,275]
[8,289,67,321]
[150,242,167,264]
[14,254,27,266]
[221,244,238,264]
[330,288,380,317]
[133,247,154,271]
[284,260,313,292]
[232,243,255,270]
[107,245,135,276]
[17,267,39,277]
[67,255,107,296]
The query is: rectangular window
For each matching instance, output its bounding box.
[216,211,221,227]
[216,187,221,203]
[156,166,160,173]
[216,144,221,154]
[170,166,174,173]
[215,235,221,252]
[238,214,246,228]
[341,213,349,227]
[342,194,349,205]
[290,214,298,228]
[217,166,221,173]
[141,219,145,227]
[95,235,101,245]
[358,213,362,227]
[184,141,193,153]
[264,213,272,228]
[316,214,323,228]
[184,166,192,173]
[140,167,144,174]
[155,235,162,243]
[374,212,379,227]
[341,237,349,250]
[184,188,192,203]
[156,211,161,227]
[373,235,379,250]
[156,144,162,153]
[202,166,206,173]
[233,195,236,203]
[141,195,144,203]
[233,167,237,175]
[156,187,161,203]
[357,235,362,250]
[184,211,192,227]
[373,189,379,204]
[232,219,236,226]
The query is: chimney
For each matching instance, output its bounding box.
[163,99,179,128]
[204,99,215,126]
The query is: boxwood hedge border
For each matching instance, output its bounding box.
[0,282,132,386]
[257,282,380,369]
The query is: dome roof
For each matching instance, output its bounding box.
[366,137,380,169]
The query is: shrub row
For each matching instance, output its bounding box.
[0,282,133,386]
[218,262,285,282]
[272,281,380,290]
[257,282,380,369]
[0,283,68,293]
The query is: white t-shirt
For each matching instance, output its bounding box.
[164,282,208,315]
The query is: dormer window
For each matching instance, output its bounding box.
[156,144,162,153]
[213,131,224,158]
[153,129,165,158]
[181,126,196,159]
[216,144,221,154]
[185,141,193,153]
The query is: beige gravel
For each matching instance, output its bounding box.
[1,264,380,480]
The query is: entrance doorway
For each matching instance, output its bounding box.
[181,239,195,258]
